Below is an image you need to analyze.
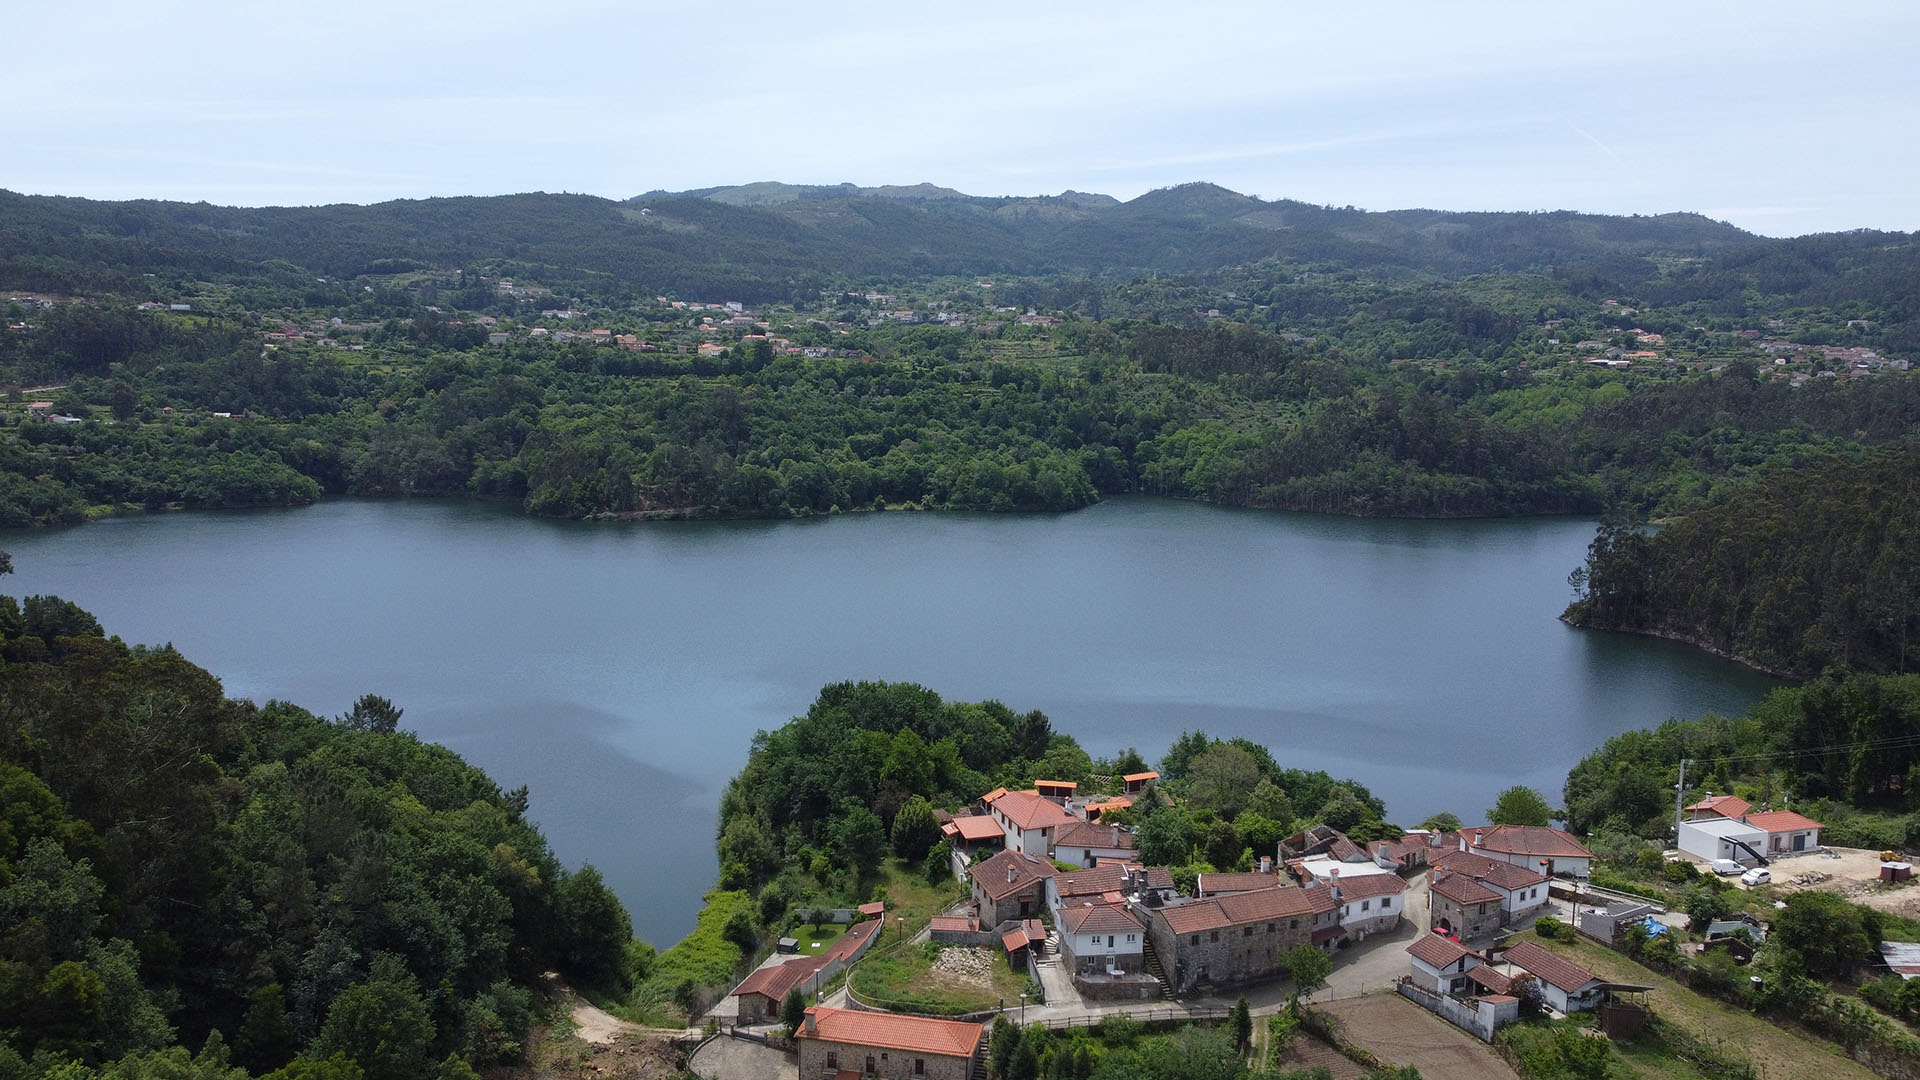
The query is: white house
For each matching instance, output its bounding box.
[1332,871,1406,939]
[1499,940,1605,1013]
[1458,825,1593,878]
[986,789,1079,858]
[1051,820,1136,869]
[1745,811,1822,856]
[1677,816,1768,866]
[1055,902,1146,975]
[1430,850,1551,924]
[1407,933,1486,995]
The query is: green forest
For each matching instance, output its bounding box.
[0,573,635,1079]
[1564,445,1920,677]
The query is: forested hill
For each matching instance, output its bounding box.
[0,585,636,1077]
[1563,444,1920,679]
[0,183,1758,300]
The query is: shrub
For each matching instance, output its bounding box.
[1534,915,1564,940]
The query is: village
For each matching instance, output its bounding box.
[662,775,1907,1080]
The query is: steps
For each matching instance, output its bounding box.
[971,1033,991,1080]
[1140,936,1174,1000]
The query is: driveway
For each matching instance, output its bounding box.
[689,1034,793,1080]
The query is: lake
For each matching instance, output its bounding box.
[0,496,1780,946]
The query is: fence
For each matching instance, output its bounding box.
[1394,979,1512,1042]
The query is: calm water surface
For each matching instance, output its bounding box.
[2,497,1779,946]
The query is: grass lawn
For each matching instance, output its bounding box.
[791,922,847,955]
[1529,933,1879,1080]
[850,942,1030,1015]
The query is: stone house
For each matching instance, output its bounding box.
[1145,882,1339,995]
[1429,867,1503,941]
[969,849,1055,926]
[796,1006,982,1080]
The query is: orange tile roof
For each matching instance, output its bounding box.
[1002,925,1034,953]
[1408,933,1480,969]
[1035,779,1078,790]
[1122,771,1159,782]
[988,790,1079,832]
[799,1006,982,1059]
[930,916,976,933]
[1159,883,1333,935]
[857,902,886,917]
[1744,810,1823,833]
[1085,797,1133,818]
[1467,965,1515,994]
[1501,940,1600,994]
[943,815,1006,842]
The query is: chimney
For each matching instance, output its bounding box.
[1471,831,1483,848]
[1259,856,1273,874]
[1007,864,1018,884]
[804,1009,817,1034]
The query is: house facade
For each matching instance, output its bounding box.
[1745,811,1822,855]
[1429,868,1503,940]
[1497,941,1605,1013]
[969,849,1055,926]
[1051,820,1136,869]
[1056,902,1146,975]
[796,1007,982,1080]
[1406,933,1486,995]
[1430,850,1549,925]
[986,789,1079,858]
[1144,883,1339,995]
[1457,826,1593,878]
[1331,872,1407,938]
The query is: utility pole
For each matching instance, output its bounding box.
[1673,758,1689,848]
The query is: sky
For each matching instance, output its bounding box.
[5,2,1917,237]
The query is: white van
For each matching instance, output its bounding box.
[1711,859,1744,875]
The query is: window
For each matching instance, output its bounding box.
[1382,898,1392,909]
[1107,935,1114,946]
[1190,935,1199,946]
[826,1053,838,1070]
[915,1059,926,1075]
[1290,919,1298,929]
[1361,900,1370,911]
[1210,931,1220,943]
[1266,922,1275,933]
[1127,934,1136,942]
[1243,927,1253,937]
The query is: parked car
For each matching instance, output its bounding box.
[1741,867,1772,886]
[1711,859,1744,875]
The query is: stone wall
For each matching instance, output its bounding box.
[1430,892,1500,940]
[799,1039,972,1080]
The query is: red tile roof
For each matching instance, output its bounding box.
[1462,825,1592,861]
[1054,821,1135,852]
[1196,871,1281,895]
[1002,925,1035,953]
[1331,873,1407,900]
[1054,863,1132,900]
[1501,940,1600,994]
[989,790,1079,832]
[1433,850,1547,891]
[799,1007,983,1059]
[1328,837,1367,862]
[1035,779,1078,791]
[857,902,886,917]
[1085,797,1133,818]
[1058,902,1142,936]
[1407,933,1480,970]
[930,916,976,933]
[1159,884,1334,935]
[1430,869,1502,905]
[1744,810,1823,833]
[1686,794,1753,819]
[970,849,1056,901]
[1122,771,1160,783]
[735,954,827,1001]
[1467,965,1514,994]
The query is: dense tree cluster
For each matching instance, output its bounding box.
[1562,672,1920,839]
[1564,445,1920,677]
[0,585,630,1076]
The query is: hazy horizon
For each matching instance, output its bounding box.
[5,2,1918,239]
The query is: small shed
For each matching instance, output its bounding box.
[1882,862,1913,883]
[777,937,800,954]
